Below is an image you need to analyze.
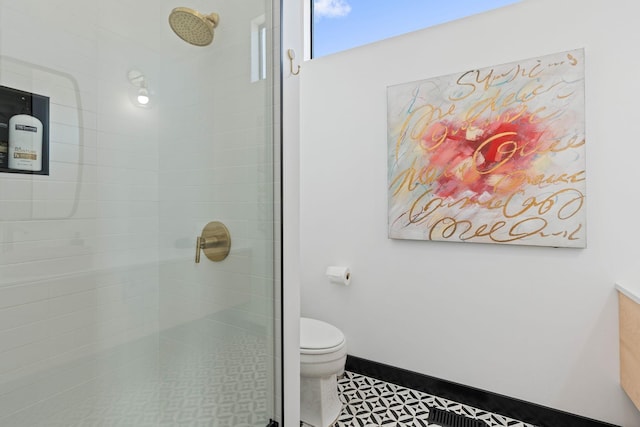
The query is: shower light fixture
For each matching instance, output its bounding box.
[127,69,152,107]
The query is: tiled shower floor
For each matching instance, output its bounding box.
[0,320,271,427]
[333,371,536,427]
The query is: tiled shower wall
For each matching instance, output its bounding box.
[0,0,276,421]
[157,0,276,335]
[0,0,162,392]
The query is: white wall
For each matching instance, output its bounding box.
[299,0,640,425]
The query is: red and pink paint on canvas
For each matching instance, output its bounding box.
[387,49,585,247]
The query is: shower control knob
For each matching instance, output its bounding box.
[195,221,231,263]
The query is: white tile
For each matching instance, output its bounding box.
[49,326,95,357]
[0,321,49,353]
[0,300,50,331]
[47,309,95,335]
[50,103,88,129]
[0,339,51,376]
[47,274,97,298]
[48,289,98,317]
[49,122,84,146]
[0,180,34,202]
[47,142,84,165]
[0,283,49,309]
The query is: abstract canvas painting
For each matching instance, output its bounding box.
[387,49,585,247]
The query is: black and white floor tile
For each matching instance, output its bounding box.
[334,371,536,427]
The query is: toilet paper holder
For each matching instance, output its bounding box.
[195,221,231,263]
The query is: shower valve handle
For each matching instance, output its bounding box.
[195,236,220,262]
[195,221,231,263]
[195,237,202,263]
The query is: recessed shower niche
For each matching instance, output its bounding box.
[0,85,50,175]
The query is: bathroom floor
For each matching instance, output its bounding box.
[1,318,270,427]
[334,371,536,427]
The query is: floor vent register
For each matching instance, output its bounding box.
[428,407,486,427]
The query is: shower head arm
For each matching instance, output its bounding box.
[206,13,219,28]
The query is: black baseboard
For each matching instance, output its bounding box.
[345,355,619,427]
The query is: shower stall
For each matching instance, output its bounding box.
[0,0,282,425]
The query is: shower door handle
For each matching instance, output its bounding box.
[195,221,231,263]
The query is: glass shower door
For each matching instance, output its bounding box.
[0,0,280,425]
[155,0,281,425]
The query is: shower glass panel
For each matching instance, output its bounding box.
[0,0,281,426]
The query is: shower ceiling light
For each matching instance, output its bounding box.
[127,69,152,107]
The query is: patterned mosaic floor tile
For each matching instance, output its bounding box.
[2,325,272,427]
[334,372,537,427]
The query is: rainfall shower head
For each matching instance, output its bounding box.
[168,7,219,46]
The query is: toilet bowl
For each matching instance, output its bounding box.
[300,317,347,427]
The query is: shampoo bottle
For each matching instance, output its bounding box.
[8,97,42,172]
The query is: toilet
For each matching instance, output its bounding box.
[300,317,347,427]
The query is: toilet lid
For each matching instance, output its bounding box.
[300,317,345,350]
